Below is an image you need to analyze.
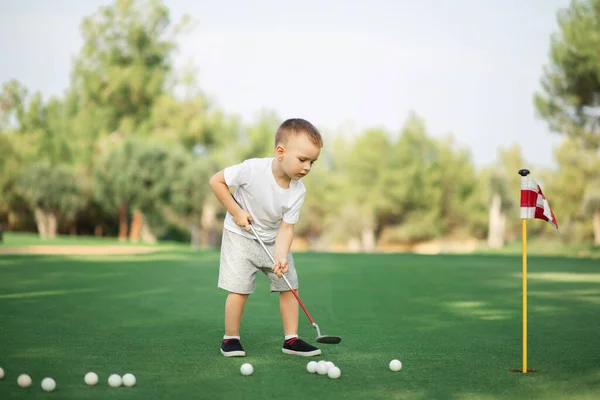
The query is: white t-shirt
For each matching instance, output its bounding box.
[223,157,306,242]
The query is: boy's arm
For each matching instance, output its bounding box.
[209,170,252,231]
[272,221,295,277]
[274,221,295,261]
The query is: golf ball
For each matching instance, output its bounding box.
[389,359,402,372]
[316,360,329,375]
[41,377,56,392]
[240,363,253,376]
[108,374,122,387]
[306,361,318,374]
[84,372,98,386]
[328,366,341,379]
[326,361,335,369]
[0,367,4,379]
[17,374,32,388]
[122,373,136,387]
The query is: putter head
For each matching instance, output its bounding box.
[316,335,342,344]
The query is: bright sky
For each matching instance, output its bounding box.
[0,0,571,169]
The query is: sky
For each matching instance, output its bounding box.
[0,0,572,169]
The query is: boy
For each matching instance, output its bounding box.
[209,118,323,357]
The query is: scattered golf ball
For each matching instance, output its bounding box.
[316,360,329,375]
[325,361,335,369]
[389,359,402,372]
[17,373,32,388]
[84,372,98,386]
[306,361,318,374]
[41,377,56,392]
[108,374,122,387]
[0,367,4,379]
[240,363,253,376]
[328,366,341,379]
[122,373,136,387]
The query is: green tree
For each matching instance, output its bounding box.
[544,139,600,244]
[582,183,600,245]
[16,162,86,238]
[94,137,191,242]
[534,0,600,149]
[169,157,212,247]
[66,0,193,175]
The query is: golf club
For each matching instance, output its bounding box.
[246,222,341,344]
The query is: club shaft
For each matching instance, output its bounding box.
[249,224,316,325]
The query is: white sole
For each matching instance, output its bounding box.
[221,349,246,357]
[282,348,322,357]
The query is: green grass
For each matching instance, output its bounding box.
[1,247,599,399]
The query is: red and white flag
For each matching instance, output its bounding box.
[520,176,558,230]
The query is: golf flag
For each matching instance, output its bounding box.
[513,169,558,375]
[520,175,558,230]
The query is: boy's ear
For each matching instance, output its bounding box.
[275,144,285,160]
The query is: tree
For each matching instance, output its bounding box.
[94,137,190,242]
[330,127,394,251]
[169,157,212,247]
[544,138,600,244]
[68,0,192,164]
[16,162,86,238]
[582,183,600,244]
[381,114,444,244]
[534,0,600,149]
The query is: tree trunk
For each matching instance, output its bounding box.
[347,237,361,252]
[47,211,58,239]
[361,227,376,252]
[34,207,48,239]
[119,201,128,241]
[190,223,200,249]
[593,210,600,246]
[201,200,218,247]
[129,209,143,242]
[140,216,156,244]
[487,194,506,248]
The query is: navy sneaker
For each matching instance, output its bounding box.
[221,339,246,357]
[282,337,321,356]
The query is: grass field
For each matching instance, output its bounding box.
[1,235,599,399]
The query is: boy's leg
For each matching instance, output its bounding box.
[262,252,321,357]
[225,292,249,336]
[217,229,259,357]
[279,290,298,336]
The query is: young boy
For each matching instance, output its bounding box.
[209,118,323,357]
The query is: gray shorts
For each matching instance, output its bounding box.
[218,228,298,294]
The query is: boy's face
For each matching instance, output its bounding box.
[276,132,321,180]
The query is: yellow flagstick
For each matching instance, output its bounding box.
[511,168,535,374]
[522,217,527,374]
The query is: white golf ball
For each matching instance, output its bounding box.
[240,363,253,376]
[108,374,122,387]
[84,372,98,386]
[316,360,329,375]
[41,377,56,392]
[389,359,402,372]
[306,361,318,374]
[122,373,136,387]
[328,366,341,379]
[325,361,335,369]
[17,373,32,388]
[0,367,4,379]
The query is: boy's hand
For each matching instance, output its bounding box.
[233,210,252,231]
[272,257,288,278]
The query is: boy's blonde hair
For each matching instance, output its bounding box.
[275,118,323,148]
